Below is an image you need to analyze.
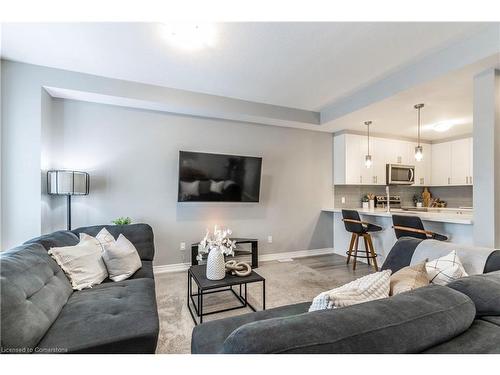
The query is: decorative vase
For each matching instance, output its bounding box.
[416,202,423,208]
[206,249,226,280]
[369,199,375,210]
[362,202,369,209]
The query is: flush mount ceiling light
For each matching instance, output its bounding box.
[431,120,455,132]
[364,120,373,168]
[161,22,216,50]
[414,103,424,162]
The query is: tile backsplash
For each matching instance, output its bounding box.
[333,185,473,208]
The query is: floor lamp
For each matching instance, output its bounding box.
[47,170,90,230]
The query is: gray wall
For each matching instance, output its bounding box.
[42,99,333,265]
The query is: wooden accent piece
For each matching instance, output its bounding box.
[346,233,356,264]
[342,218,370,226]
[393,225,433,237]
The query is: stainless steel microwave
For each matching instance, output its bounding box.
[386,164,415,185]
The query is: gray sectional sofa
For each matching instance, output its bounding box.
[1,224,159,354]
[192,237,500,354]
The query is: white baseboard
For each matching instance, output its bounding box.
[153,248,335,274]
[153,262,191,274]
[259,248,335,262]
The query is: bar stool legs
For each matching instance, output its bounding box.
[346,233,378,272]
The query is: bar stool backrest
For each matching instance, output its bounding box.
[392,215,427,240]
[342,210,364,234]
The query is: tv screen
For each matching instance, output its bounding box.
[178,151,262,202]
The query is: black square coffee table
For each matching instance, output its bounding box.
[187,265,266,325]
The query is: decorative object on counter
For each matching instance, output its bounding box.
[430,197,447,208]
[422,187,431,208]
[47,170,90,230]
[413,194,423,208]
[198,225,237,280]
[414,103,424,161]
[225,260,252,277]
[362,195,369,209]
[112,217,132,225]
[367,193,376,210]
[364,120,373,168]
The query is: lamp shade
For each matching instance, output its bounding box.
[47,170,89,195]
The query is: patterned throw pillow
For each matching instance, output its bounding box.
[309,270,392,312]
[48,234,108,290]
[390,260,429,295]
[95,227,116,249]
[426,250,468,285]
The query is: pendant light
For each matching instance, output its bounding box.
[414,103,424,161]
[364,121,372,168]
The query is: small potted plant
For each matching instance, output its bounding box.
[362,195,369,210]
[112,217,132,225]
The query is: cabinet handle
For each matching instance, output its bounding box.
[466,176,468,184]
[360,176,362,183]
[470,176,473,184]
[448,177,451,185]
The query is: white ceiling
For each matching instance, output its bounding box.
[324,55,499,140]
[0,22,490,111]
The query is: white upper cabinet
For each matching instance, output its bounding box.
[430,137,473,186]
[430,142,451,186]
[410,142,432,186]
[334,133,473,186]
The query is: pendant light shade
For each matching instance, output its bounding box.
[414,103,424,161]
[364,121,372,168]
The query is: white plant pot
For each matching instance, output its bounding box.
[369,200,375,210]
[206,249,226,280]
[416,202,423,208]
[362,202,369,209]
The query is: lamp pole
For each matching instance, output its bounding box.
[67,195,72,230]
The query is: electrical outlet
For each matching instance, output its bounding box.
[180,242,186,251]
[267,235,273,244]
[341,196,346,204]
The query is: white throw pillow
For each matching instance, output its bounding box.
[210,180,225,194]
[180,180,200,197]
[426,250,468,285]
[48,234,107,290]
[100,231,142,282]
[96,227,115,249]
[309,270,391,312]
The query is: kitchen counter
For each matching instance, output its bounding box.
[322,207,473,225]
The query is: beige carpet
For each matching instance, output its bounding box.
[154,256,371,354]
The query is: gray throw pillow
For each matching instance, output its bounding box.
[446,270,500,316]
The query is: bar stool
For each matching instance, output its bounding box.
[392,215,448,241]
[341,209,382,271]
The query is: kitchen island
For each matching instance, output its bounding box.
[323,207,474,264]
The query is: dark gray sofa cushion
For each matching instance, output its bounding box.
[192,302,311,354]
[221,285,475,354]
[446,271,500,316]
[423,319,500,354]
[0,243,73,352]
[24,230,79,250]
[72,224,155,261]
[36,278,159,353]
[484,250,500,273]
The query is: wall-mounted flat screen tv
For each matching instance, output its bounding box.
[178,151,262,202]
